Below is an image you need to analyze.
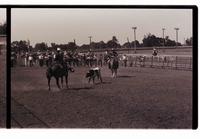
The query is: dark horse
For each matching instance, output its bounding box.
[108,56,119,78]
[46,63,74,91]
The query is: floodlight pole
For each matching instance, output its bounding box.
[162,28,165,52]
[88,36,92,45]
[174,28,179,47]
[132,27,137,53]
[162,28,165,47]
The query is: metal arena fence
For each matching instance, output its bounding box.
[119,54,192,71]
[13,53,192,71]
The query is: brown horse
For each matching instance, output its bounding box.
[46,63,74,91]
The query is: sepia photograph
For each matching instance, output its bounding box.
[10,7,194,128]
[0,8,6,128]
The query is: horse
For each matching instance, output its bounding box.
[108,56,119,78]
[46,63,74,91]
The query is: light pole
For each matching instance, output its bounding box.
[162,28,165,52]
[88,36,92,45]
[27,39,30,52]
[132,27,137,53]
[174,28,179,47]
[162,28,165,47]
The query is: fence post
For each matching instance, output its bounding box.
[162,57,165,68]
[175,56,178,69]
[189,57,192,69]
[151,56,153,67]
[143,57,146,67]
[134,57,137,67]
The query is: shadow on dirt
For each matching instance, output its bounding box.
[95,81,112,85]
[117,75,136,78]
[66,86,93,91]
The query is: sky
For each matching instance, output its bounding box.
[0,8,6,24]
[11,8,192,46]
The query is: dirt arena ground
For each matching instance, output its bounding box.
[11,65,192,128]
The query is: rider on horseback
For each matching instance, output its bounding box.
[108,48,119,70]
[152,47,158,56]
[54,47,64,68]
[111,48,118,57]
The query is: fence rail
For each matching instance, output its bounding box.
[119,54,192,71]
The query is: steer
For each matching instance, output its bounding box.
[86,67,102,83]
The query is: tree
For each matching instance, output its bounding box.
[142,33,162,47]
[107,36,121,48]
[11,40,29,54]
[185,37,193,46]
[50,42,78,52]
[142,33,181,47]
[35,42,48,52]
[66,42,77,51]
[122,40,140,48]
[164,36,181,46]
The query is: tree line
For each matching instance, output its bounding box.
[11,34,193,53]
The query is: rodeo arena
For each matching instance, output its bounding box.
[10,39,193,128]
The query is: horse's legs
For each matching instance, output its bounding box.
[92,76,95,84]
[47,76,51,91]
[111,69,114,78]
[115,69,117,78]
[61,76,63,88]
[112,69,116,78]
[56,77,61,89]
[88,77,91,83]
[65,75,69,88]
[98,72,103,83]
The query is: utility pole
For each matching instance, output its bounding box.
[174,28,179,47]
[132,27,137,53]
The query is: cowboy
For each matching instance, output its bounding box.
[38,53,44,67]
[54,47,64,68]
[152,48,158,56]
[110,48,118,58]
[122,54,128,67]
